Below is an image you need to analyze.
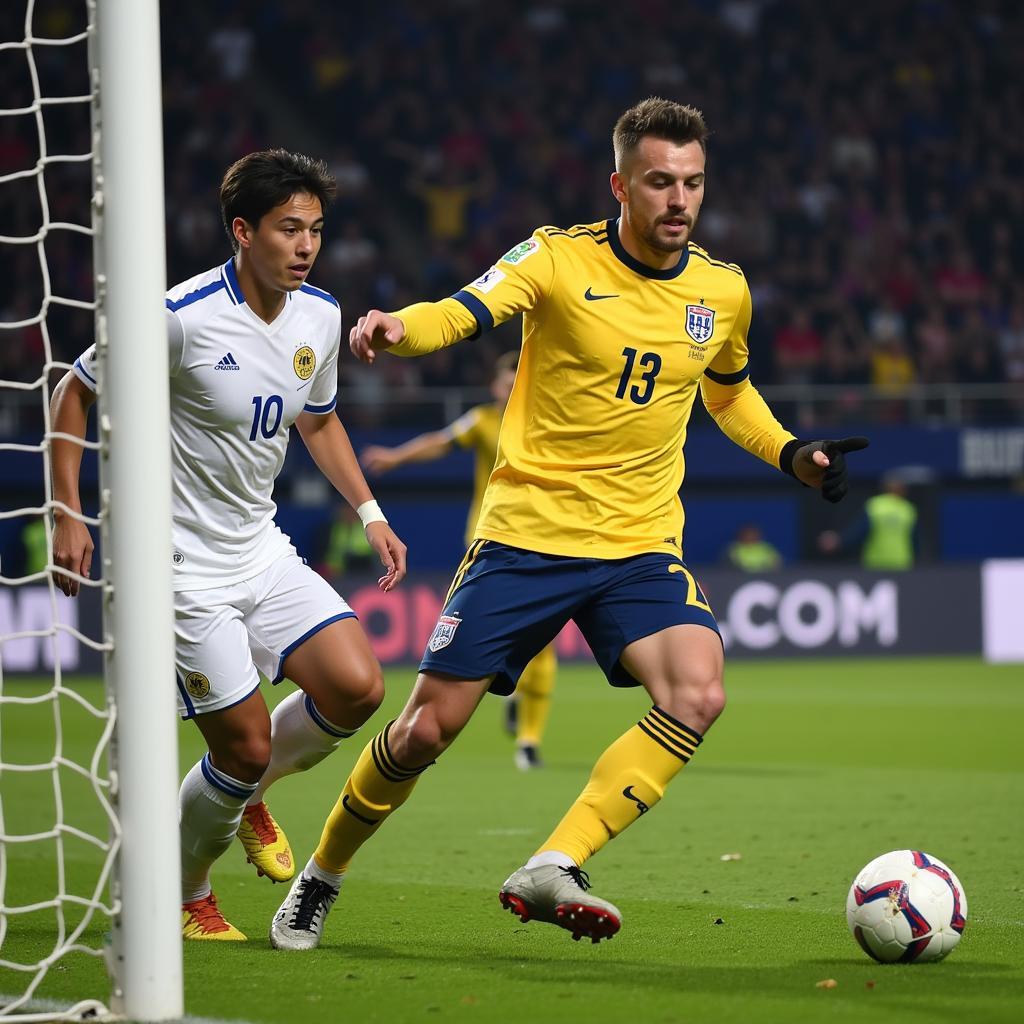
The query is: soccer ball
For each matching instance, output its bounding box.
[846,850,967,963]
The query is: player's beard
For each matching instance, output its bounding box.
[643,213,695,253]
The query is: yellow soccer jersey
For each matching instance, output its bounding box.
[444,402,502,544]
[392,218,795,559]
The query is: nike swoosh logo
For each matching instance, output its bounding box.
[622,786,650,814]
[584,287,619,301]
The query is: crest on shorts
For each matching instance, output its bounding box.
[293,345,316,380]
[184,671,211,699]
[685,304,715,344]
[427,614,462,653]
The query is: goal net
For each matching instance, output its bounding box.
[1,2,181,1020]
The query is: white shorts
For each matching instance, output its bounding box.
[174,552,355,718]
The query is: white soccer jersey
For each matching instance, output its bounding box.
[73,258,341,590]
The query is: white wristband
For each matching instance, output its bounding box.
[356,500,388,529]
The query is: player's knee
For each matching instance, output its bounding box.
[701,678,727,726]
[345,662,385,723]
[211,732,271,785]
[392,706,454,765]
[660,669,726,734]
[319,661,384,726]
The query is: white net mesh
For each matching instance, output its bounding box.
[0,1,120,1019]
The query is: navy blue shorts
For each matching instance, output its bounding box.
[420,541,720,695]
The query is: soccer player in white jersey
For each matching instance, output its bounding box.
[49,150,407,940]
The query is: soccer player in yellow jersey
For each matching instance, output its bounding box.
[360,351,559,771]
[271,98,868,949]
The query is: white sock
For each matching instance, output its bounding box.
[179,754,258,903]
[525,850,577,871]
[305,855,345,888]
[250,692,355,806]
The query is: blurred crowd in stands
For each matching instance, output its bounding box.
[3,0,1023,429]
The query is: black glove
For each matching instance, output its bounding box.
[780,436,870,503]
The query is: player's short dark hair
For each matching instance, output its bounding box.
[220,149,337,251]
[613,98,708,169]
[494,350,519,377]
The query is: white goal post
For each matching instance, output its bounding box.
[0,0,182,1020]
[93,0,182,1018]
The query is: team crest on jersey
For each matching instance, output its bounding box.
[427,614,462,653]
[500,239,540,265]
[685,304,716,344]
[184,672,211,699]
[293,346,316,380]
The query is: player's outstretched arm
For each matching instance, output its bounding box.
[296,411,408,591]
[781,436,870,503]
[361,431,455,475]
[49,371,97,596]
[349,310,406,365]
[362,520,408,593]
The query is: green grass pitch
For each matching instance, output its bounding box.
[2,656,1022,1023]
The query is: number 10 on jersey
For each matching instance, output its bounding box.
[249,394,283,440]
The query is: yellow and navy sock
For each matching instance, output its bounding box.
[515,645,557,748]
[535,706,702,866]
[314,721,431,875]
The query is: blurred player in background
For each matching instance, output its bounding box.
[818,474,917,569]
[271,98,868,950]
[361,350,558,771]
[314,500,376,579]
[726,523,783,572]
[50,150,406,941]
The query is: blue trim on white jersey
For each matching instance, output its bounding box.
[73,356,97,385]
[271,611,357,685]
[303,395,337,415]
[299,283,340,308]
[222,258,245,305]
[166,279,226,312]
[451,289,494,339]
[304,693,356,738]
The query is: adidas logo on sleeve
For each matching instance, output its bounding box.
[214,352,240,370]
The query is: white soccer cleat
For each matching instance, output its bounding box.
[269,871,339,950]
[514,743,544,771]
[499,863,621,943]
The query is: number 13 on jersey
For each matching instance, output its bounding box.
[616,347,662,405]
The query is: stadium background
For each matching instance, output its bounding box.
[2,0,1023,666]
[1,6,1023,1024]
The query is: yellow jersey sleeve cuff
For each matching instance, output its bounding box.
[391,297,479,355]
[449,289,495,339]
[703,364,751,387]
